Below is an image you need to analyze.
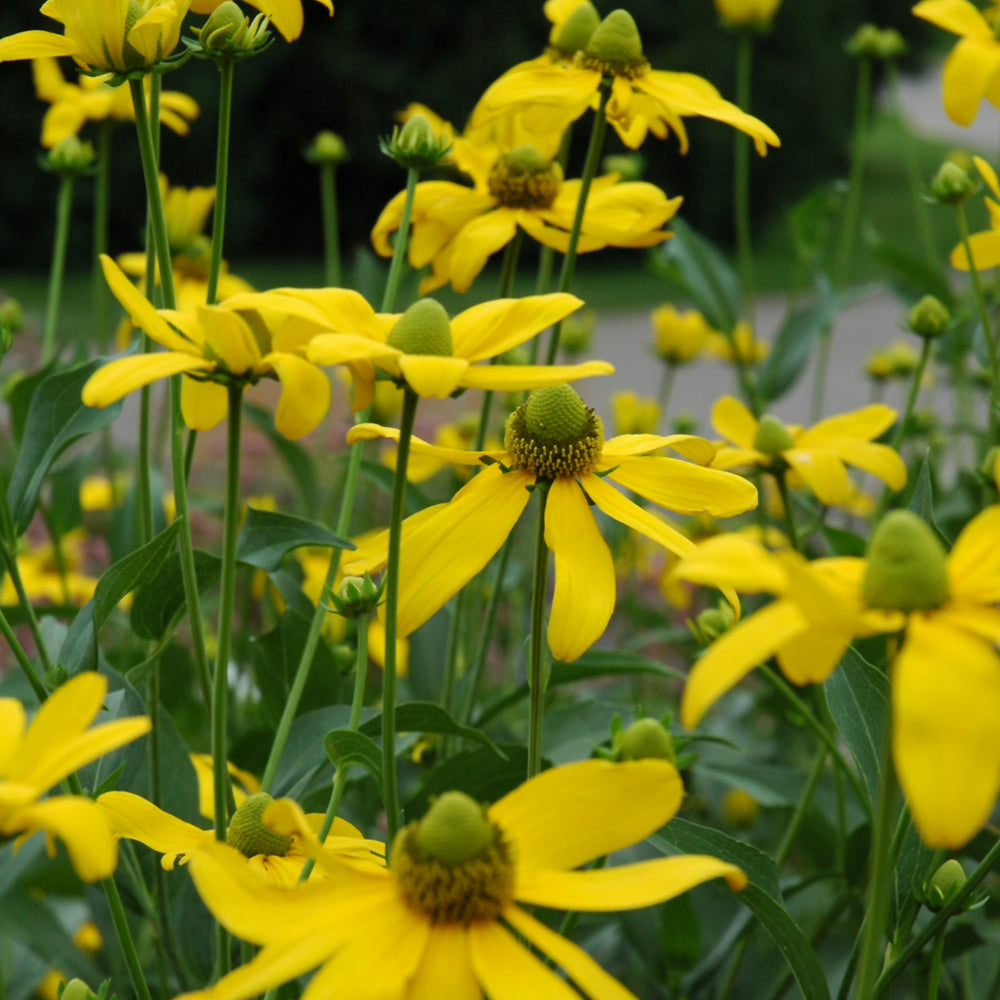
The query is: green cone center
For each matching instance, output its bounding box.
[488,146,562,209]
[226,793,294,858]
[504,384,604,480]
[551,2,601,55]
[579,9,649,78]
[861,510,950,612]
[753,413,794,456]
[387,299,454,356]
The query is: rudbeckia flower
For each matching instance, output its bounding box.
[176,759,746,1000]
[344,383,756,661]
[190,0,332,42]
[0,0,191,74]
[913,0,1000,127]
[306,294,613,410]
[0,672,151,882]
[372,143,681,294]
[82,256,391,439]
[951,155,1000,270]
[710,396,907,507]
[32,58,199,148]
[476,9,780,154]
[97,789,383,886]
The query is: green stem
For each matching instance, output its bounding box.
[101,876,154,1000]
[546,80,611,365]
[656,364,676,429]
[773,468,800,551]
[527,482,551,779]
[206,58,235,306]
[926,923,948,1000]
[834,56,873,287]
[320,162,342,288]
[0,545,55,681]
[0,603,47,702]
[892,337,931,452]
[381,387,419,847]
[42,174,74,364]
[381,167,420,313]
[733,30,755,321]
[92,122,113,349]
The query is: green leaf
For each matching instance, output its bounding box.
[824,646,888,807]
[360,702,507,760]
[235,506,353,572]
[6,358,124,536]
[906,451,951,545]
[653,817,832,1000]
[244,402,319,515]
[130,549,221,640]
[324,729,383,793]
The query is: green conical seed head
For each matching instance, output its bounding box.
[226,793,294,858]
[617,718,675,762]
[500,145,551,175]
[861,510,950,612]
[753,413,794,456]
[387,299,453,356]
[553,2,601,52]
[412,791,497,866]
[521,384,590,445]
[927,859,966,909]
[202,0,245,41]
[585,9,644,64]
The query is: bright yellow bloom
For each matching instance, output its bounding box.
[951,155,1000,270]
[345,384,755,661]
[97,789,382,887]
[373,142,680,294]
[82,256,387,438]
[176,759,745,1000]
[714,0,783,30]
[190,0,332,41]
[0,672,150,882]
[710,396,907,506]
[306,294,613,410]
[477,10,780,154]
[913,0,1000,126]
[32,57,198,147]
[0,0,191,74]
[0,528,98,607]
[652,304,714,364]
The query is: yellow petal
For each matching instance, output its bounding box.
[602,433,716,464]
[544,477,616,662]
[345,422,505,465]
[798,404,897,445]
[947,505,1000,603]
[181,376,229,432]
[397,355,470,398]
[913,0,993,39]
[941,36,1000,126]
[458,360,613,392]
[83,354,215,408]
[672,534,787,594]
[447,210,519,294]
[0,29,82,63]
[200,306,261,375]
[406,924,481,1000]
[951,230,1000,270]
[489,758,683,872]
[468,921,581,1000]
[711,396,758,449]
[893,615,1000,848]
[264,352,331,439]
[0,699,26,774]
[783,449,850,506]
[97,790,213,863]
[814,439,906,492]
[304,333,399,365]
[450,293,583,362]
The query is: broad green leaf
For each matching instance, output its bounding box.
[235,506,352,573]
[6,358,124,536]
[359,702,506,760]
[130,549,221,640]
[653,817,831,1000]
[324,729,383,793]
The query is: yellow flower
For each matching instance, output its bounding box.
[0,0,191,74]
[710,395,907,506]
[345,384,755,661]
[97,789,383,887]
[82,256,386,439]
[866,339,920,380]
[707,319,768,363]
[477,10,780,153]
[306,294,613,410]
[32,58,199,147]
[176,759,745,1000]
[372,144,681,294]
[611,390,660,435]
[0,672,150,882]
[190,0,332,41]
[652,304,714,364]
[0,529,98,607]
[714,0,783,30]
[913,0,1000,126]
[951,156,1000,270]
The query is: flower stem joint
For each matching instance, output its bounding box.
[328,572,385,619]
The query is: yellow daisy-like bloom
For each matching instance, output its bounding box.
[951,155,1000,270]
[710,395,907,507]
[0,0,191,73]
[345,384,756,661]
[676,507,1000,848]
[0,672,151,882]
[714,0,783,30]
[190,0,332,41]
[82,256,389,439]
[373,143,681,295]
[912,0,1000,127]
[306,294,613,411]
[176,759,746,1000]
[32,57,199,147]
[651,304,715,364]
[97,789,383,886]
[476,9,780,154]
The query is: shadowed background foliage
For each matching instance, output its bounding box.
[0,0,935,274]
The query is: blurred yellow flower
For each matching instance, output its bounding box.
[611,390,660,436]
[35,922,103,1000]
[714,0,783,30]
[0,529,98,607]
[707,320,768,364]
[652,304,715,364]
[951,156,1000,270]
[189,753,260,821]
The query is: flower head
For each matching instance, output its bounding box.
[176,759,745,1000]
[652,303,714,364]
[189,0,333,42]
[0,672,150,881]
[714,0,783,31]
[345,383,756,661]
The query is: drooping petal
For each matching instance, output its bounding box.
[406,924,482,1000]
[83,353,215,408]
[912,0,994,39]
[892,615,1000,848]
[458,360,613,393]
[264,352,331,439]
[489,759,683,872]
[345,422,505,465]
[447,209,519,294]
[477,64,600,123]
[397,355,470,398]
[941,36,1000,126]
[200,306,261,376]
[181,376,229,431]
[0,30,82,63]
[797,404,897,445]
[450,293,583,362]
[815,439,906,493]
[97,790,213,868]
[602,433,716,464]
[671,534,788,594]
[468,922,582,1000]
[544,477,616,662]
[783,449,851,506]
[951,229,1000,270]
[947,505,1000,603]
[711,396,759,449]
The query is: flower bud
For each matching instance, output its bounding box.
[722,788,760,829]
[613,717,675,762]
[907,295,950,339]
[196,2,272,57]
[688,602,735,646]
[929,161,974,204]
[43,136,95,177]
[924,859,966,911]
[846,23,883,59]
[601,152,646,181]
[0,297,23,334]
[672,412,698,434]
[380,114,452,170]
[559,308,595,357]
[59,981,98,1000]
[305,130,348,166]
[874,27,906,60]
[714,0,783,32]
[327,572,384,619]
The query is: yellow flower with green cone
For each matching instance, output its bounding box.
[345,383,756,661]
[0,672,150,882]
[0,0,191,73]
[175,759,745,1000]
